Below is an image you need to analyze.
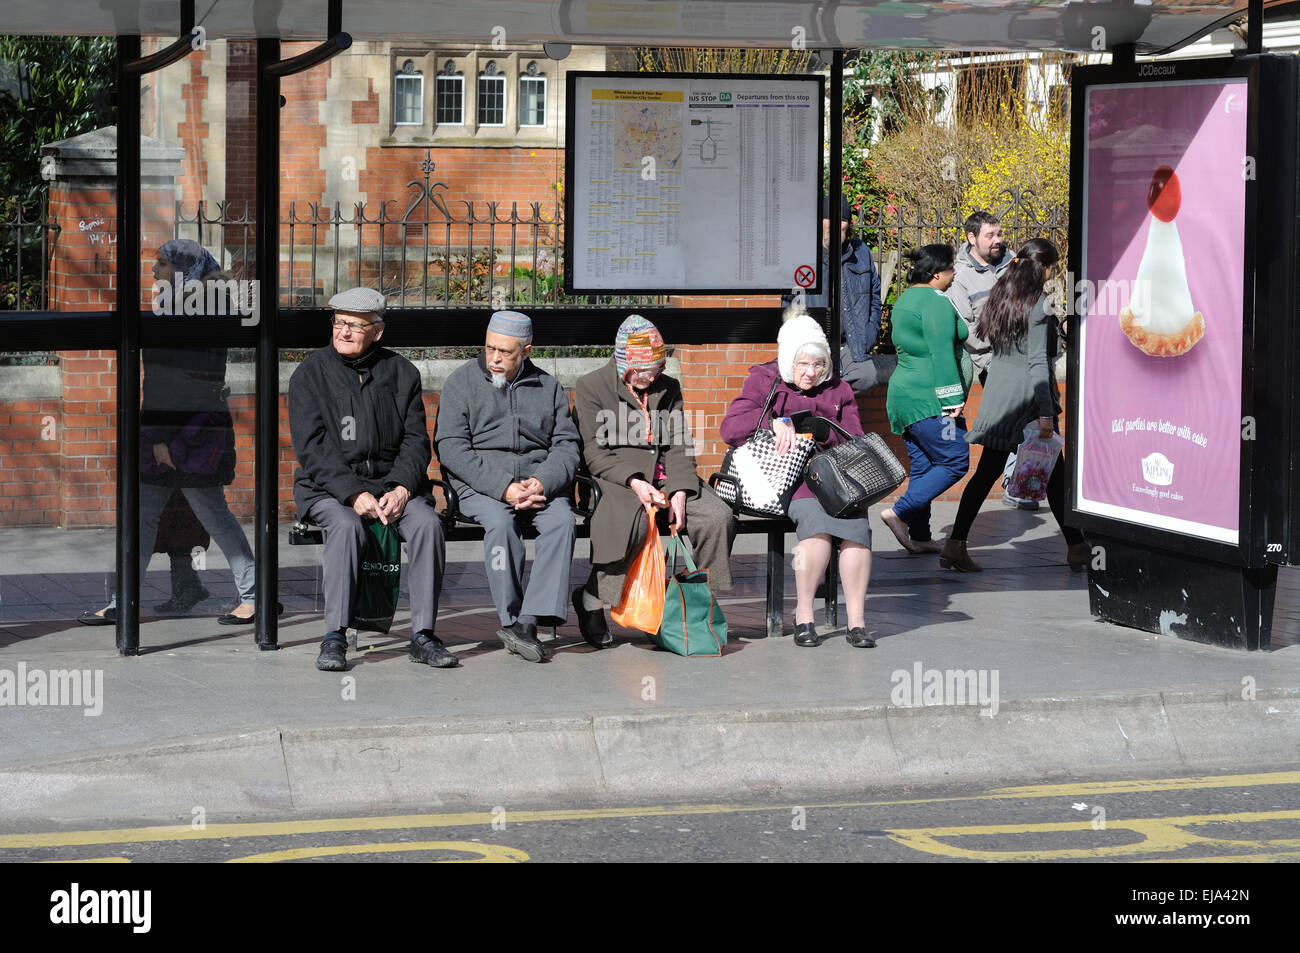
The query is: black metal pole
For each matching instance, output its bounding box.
[255,38,281,650]
[1248,0,1263,54]
[828,49,844,364]
[115,35,142,656]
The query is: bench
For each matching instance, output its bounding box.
[289,473,827,639]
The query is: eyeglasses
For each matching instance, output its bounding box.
[794,361,827,374]
[628,367,661,381]
[332,317,381,333]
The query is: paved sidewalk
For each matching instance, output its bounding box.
[1,501,1298,820]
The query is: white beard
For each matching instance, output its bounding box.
[491,372,509,390]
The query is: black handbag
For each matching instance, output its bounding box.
[803,419,907,518]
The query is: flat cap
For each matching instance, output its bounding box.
[328,286,386,316]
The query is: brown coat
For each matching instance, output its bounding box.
[575,359,703,565]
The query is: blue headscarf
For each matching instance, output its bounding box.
[158,239,221,282]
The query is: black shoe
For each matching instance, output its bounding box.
[793,622,821,647]
[77,607,116,626]
[409,632,459,668]
[499,622,549,663]
[571,587,612,649]
[315,635,347,671]
[156,583,210,613]
[217,602,284,625]
[846,626,877,648]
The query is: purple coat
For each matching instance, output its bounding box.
[720,360,863,502]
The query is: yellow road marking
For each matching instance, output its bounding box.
[3,770,1298,851]
[886,809,1300,861]
[1143,850,1300,863]
[227,841,528,863]
[40,857,130,863]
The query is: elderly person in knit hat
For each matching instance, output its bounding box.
[572,314,736,648]
[289,285,451,672]
[720,307,876,648]
[434,310,581,663]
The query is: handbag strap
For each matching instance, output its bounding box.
[811,414,857,443]
[665,530,699,575]
[750,379,782,442]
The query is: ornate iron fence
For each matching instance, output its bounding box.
[3,180,1066,314]
[0,199,59,311]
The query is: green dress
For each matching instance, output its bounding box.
[885,285,972,435]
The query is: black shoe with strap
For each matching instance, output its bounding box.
[571,587,612,649]
[846,626,877,648]
[793,622,822,647]
[315,634,348,671]
[410,631,459,668]
[498,622,550,663]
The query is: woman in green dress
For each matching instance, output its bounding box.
[880,244,972,554]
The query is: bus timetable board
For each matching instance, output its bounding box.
[565,71,824,295]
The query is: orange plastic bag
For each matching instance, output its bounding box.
[611,503,666,634]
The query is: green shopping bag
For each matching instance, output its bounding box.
[349,519,401,634]
[653,531,727,657]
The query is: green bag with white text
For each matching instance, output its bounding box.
[349,519,401,633]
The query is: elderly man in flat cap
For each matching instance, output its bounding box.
[289,286,453,672]
[434,310,581,662]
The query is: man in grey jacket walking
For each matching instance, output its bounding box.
[434,311,581,663]
[949,211,1037,510]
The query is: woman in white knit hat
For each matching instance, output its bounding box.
[720,310,875,648]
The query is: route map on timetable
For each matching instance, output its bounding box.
[570,74,821,292]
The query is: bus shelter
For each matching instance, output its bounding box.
[0,0,1292,652]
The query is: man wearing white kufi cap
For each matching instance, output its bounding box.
[434,310,581,663]
[289,286,453,672]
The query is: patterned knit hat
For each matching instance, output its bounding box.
[614,314,667,379]
[487,309,533,340]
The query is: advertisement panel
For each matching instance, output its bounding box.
[1076,77,1249,545]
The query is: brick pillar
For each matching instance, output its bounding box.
[40,126,184,527]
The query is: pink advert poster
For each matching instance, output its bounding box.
[1078,79,1247,544]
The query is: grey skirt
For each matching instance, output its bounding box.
[788,497,873,547]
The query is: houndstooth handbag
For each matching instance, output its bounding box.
[804,418,907,518]
[716,382,816,517]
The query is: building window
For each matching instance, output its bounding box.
[436,61,463,125]
[519,64,545,127]
[478,61,505,127]
[394,61,423,125]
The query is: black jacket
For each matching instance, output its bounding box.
[289,344,431,516]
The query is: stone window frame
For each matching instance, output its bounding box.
[393,60,424,126]
[477,60,507,127]
[518,68,546,128]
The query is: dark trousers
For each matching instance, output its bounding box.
[950,448,1085,545]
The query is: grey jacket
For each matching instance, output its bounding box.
[966,295,1061,453]
[948,242,1013,376]
[433,353,581,502]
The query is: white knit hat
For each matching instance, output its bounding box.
[777,313,832,385]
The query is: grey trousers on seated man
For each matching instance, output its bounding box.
[839,349,897,397]
[307,494,446,634]
[459,492,576,627]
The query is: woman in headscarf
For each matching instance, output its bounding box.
[720,310,875,648]
[571,315,735,648]
[78,239,261,626]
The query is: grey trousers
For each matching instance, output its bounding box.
[459,493,576,627]
[129,482,256,606]
[587,486,736,606]
[308,495,445,636]
[840,349,897,397]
